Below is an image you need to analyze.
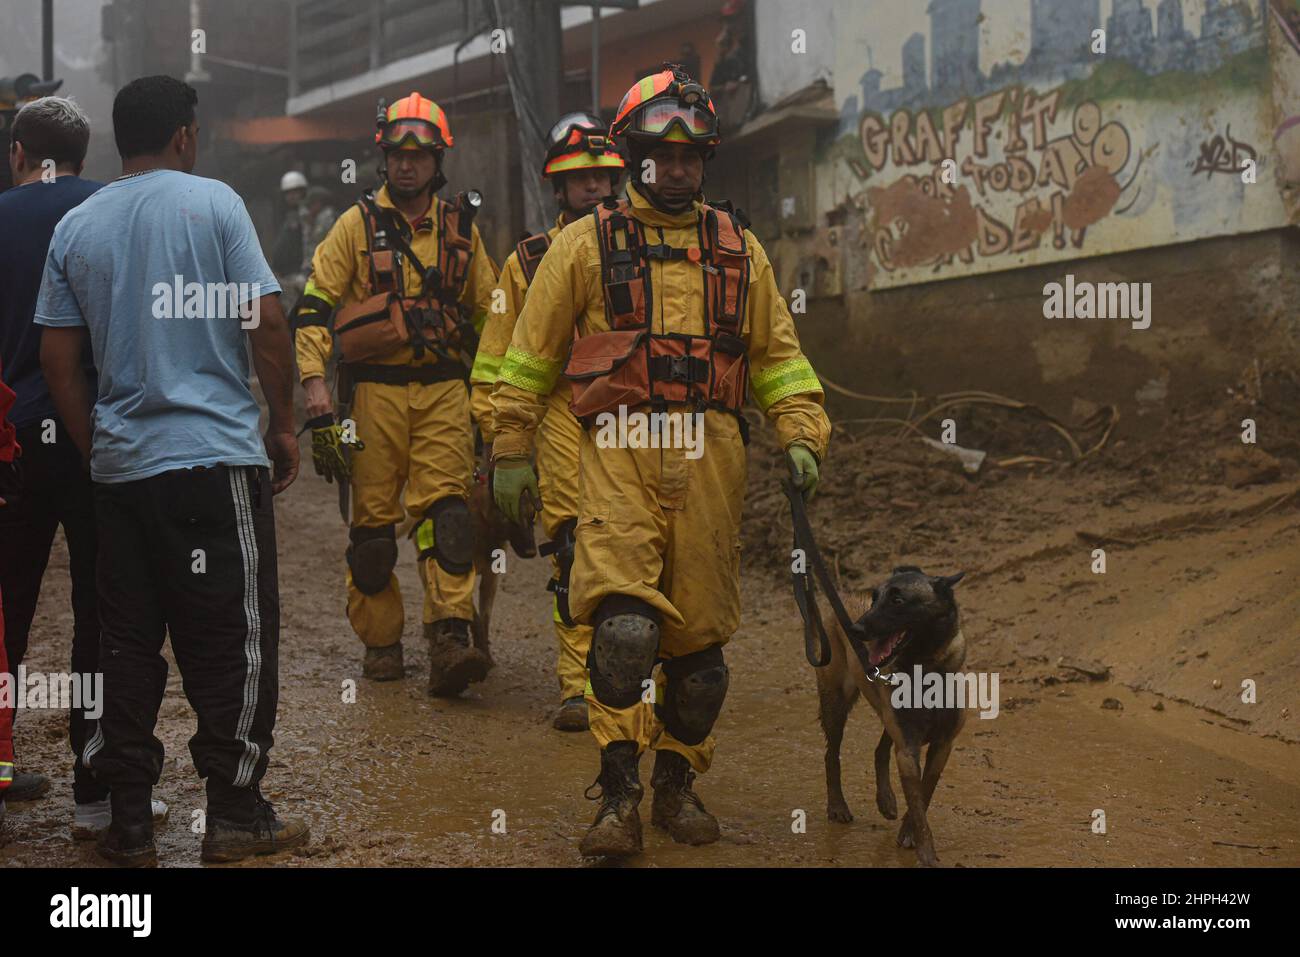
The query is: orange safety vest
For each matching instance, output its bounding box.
[563,196,751,426]
[333,190,477,367]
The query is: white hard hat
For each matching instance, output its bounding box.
[280,170,308,193]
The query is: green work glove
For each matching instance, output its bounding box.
[787,444,820,502]
[492,456,539,526]
[304,413,364,485]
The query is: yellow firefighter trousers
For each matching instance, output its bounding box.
[346,378,476,647]
[571,406,746,773]
[537,387,592,702]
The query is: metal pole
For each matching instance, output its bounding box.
[42,0,54,81]
[591,4,600,114]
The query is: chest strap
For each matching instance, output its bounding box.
[516,232,552,286]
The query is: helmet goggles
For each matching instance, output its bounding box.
[378,118,446,151]
[630,99,718,144]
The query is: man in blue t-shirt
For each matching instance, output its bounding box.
[0,95,108,818]
[36,75,308,866]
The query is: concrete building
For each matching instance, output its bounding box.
[283,0,733,257]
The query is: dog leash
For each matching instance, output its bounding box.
[781,453,885,681]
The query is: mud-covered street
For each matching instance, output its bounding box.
[3,389,1298,868]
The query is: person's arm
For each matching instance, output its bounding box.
[490,228,582,463]
[40,327,94,465]
[249,293,299,493]
[743,232,831,460]
[220,186,301,493]
[462,222,502,340]
[33,231,94,467]
[471,250,529,441]
[296,210,357,418]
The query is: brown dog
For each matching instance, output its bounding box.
[815,566,967,867]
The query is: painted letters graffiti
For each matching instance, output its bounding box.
[834,0,1284,289]
[862,89,1135,275]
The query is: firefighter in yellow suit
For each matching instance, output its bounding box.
[295,93,500,695]
[490,69,830,858]
[470,113,624,732]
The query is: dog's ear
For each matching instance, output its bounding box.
[934,571,966,590]
[893,564,924,576]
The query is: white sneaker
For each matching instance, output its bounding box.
[71,797,170,841]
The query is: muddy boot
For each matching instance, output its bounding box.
[201,793,310,863]
[6,770,51,802]
[426,619,491,697]
[362,643,404,681]
[94,786,157,867]
[552,695,589,732]
[96,821,158,867]
[579,741,644,858]
[650,749,720,846]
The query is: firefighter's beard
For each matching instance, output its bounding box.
[642,183,697,213]
[387,176,433,201]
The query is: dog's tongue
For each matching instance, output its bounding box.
[870,631,905,666]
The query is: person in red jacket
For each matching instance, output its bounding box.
[0,358,21,820]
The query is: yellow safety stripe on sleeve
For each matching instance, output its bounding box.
[302,277,335,306]
[553,593,563,623]
[471,349,504,385]
[750,357,822,411]
[498,345,562,395]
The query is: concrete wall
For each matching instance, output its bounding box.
[752,0,834,105]
[828,0,1283,290]
[796,226,1300,438]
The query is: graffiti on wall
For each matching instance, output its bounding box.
[859,89,1137,274]
[832,0,1285,289]
[1191,125,1259,178]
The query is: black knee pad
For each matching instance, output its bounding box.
[418,496,473,576]
[348,525,397,595]
[657,645,730,746]
[587,595,661,709]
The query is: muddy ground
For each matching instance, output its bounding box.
[2,374,1298,868]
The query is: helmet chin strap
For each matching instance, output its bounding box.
[639,185,697,213]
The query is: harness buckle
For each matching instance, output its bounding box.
[666,355,693,382]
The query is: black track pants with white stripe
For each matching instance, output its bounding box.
[86,465,280,820]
